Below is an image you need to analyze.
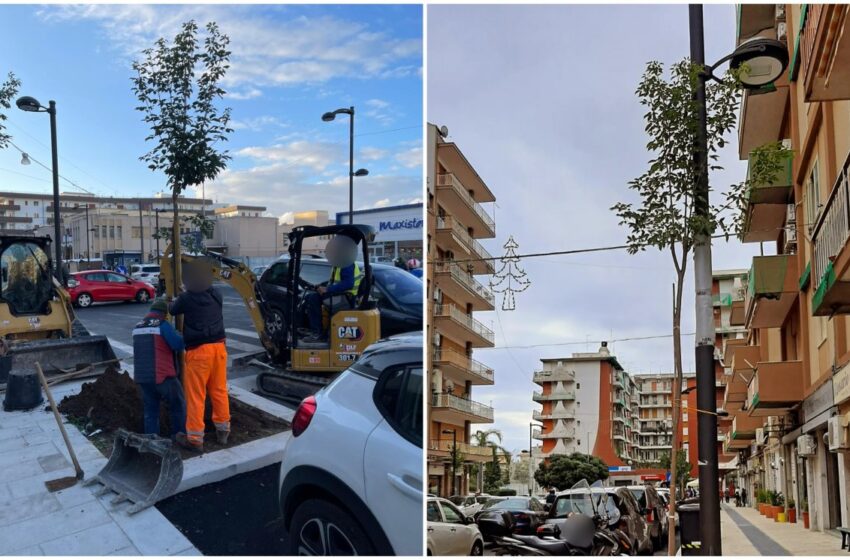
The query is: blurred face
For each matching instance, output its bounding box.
[325,235,357,268]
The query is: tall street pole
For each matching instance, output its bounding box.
[529,424,534,496]
[139,201,145,264]
[85,204,90,262]
[48,101,62,283]
[690,4,721,555]
[348,106,354,224]
[155,209,160,260]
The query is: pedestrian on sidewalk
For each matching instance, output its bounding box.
[735,489,741,507]
[741,487,748,507]
[169,259,229,452]
[132,297,187,441]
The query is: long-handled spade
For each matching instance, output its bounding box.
[35,362,85,492]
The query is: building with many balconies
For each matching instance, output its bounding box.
[426,123,497,497]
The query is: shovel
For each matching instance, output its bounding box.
[35,362,85,492]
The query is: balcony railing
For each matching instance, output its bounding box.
[532,369,576,383]
[800,4,824,85]
[533,409,575,421]
[434,304,495,344]
[433,261,495,307]
[433,349,495,384]
[430,439,494,459]
[532,428,577,440]
[436,173,496,235]
[432,393,494,422]
[435,216,494,269]
[532,390,576,402]
[812,151,850,314]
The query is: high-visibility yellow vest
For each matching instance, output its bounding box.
[331,263,362,297]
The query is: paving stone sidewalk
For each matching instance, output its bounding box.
[0,377,199,556]
[721,502,845,556]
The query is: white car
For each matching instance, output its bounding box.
[427,497,484,556]
[129,264,160,286]
[278,333,423,555]
[449,494,493,517]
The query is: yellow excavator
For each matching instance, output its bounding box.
[0,235,116,395]
[159,224,382,402]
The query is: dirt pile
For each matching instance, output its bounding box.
[57,366,289,456]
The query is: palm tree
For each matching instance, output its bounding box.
[472,428,503,448]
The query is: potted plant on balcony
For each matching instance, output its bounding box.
[787,498,796,524]
[802,500,810,529]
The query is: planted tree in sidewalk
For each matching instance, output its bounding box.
[131,20,232,302]
[483,445,503,494]
[0,72,21,148]
[660,449,692,499]
[611,59,793,555]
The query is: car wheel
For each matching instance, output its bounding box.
[470,540,484,556]
[136,290,150,303]
[76,293,93,308]
[266,307,287,340]
[286,498,375,556]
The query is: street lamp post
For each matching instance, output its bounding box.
[84,204,91,262]
[443,429,457,497]
[529,422,542,496]
[687,10,789,553]
[139,201,145,265]
[321,107,369,224]
[16,96,62,282]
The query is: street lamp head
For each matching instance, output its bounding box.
[729,37,789,89]
[16,96,43,112]
[353,168,369,177]
[321,111,337,122]
[322,107,354,122]
[20,153,31,166]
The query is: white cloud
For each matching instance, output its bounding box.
[225,87,263,100]
[230,115,289,132]
[395,146,423,169]
[278,211,295,224]
[236,140,343,172]
[372,198,391,208]
[38,5,423,88]
[359,147,388,161]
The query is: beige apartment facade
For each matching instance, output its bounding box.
[427,123,498,497]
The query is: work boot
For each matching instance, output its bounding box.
[216,430,230,445]
[175,432,203,453]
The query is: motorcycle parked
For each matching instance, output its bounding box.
[484,480,626,556]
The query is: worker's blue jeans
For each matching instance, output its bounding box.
[139,377,187,437]
[305,292,352,336]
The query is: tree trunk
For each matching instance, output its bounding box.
[172,190,184,380]
[668,271,686,556]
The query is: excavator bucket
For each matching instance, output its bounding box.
[0,336,118,389]
[84,429,183,514]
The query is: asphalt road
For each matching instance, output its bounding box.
[74,283,266,375]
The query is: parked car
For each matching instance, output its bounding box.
[67,270,156,308]
[259,257,422,338]
[626,485,668,550]
[475,496,548,536]
[427,497,484,556]
[129,264,160,286]
[448,494,493,517]
[251,265,268,277]
[278,333,423,555]
[607,487,653,554]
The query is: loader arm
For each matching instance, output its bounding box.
[159,243,282,362]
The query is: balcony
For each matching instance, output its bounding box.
[430,440,496,462]
[532,368,575,384]
[745,255,799,329]
[533,427,577,440]
[434,216,495,275]
[736,4,778,45]
[723,338,747,366]
[433,262,495,311]
[812,152,850,316]
[747,360,804,417]
[533,409,575,422]
[801,4,850,102]
[533,390,576,402]
[433,304,495,348]
[431,393,494,424]
[436,142,497,203]
[432,349,494,386]
[730,412,762,442]
[730,300,746,326]
[436,174,496,238]
[740,149,794,242]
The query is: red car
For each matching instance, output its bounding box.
[67,270,155,308]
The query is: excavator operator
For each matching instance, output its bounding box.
[302,235,362,343]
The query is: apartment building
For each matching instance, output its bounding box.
[426,123,498,497]
[634,374,676,466]
[722,4,850,534]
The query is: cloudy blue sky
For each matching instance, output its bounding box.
[428,4,771,454]
[0,4,422,220]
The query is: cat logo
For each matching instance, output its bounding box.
[337,326,363,341]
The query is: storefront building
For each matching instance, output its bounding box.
[336,203,423,262]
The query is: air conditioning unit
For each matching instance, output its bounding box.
[432,333,442,348]
[797,434,817,457]
[827,416,850,452]
[775,4,786,22]
[777,22,787,42]
[433,287,442,302]
[755,427,766,447]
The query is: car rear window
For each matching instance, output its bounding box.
[629,489,647,509]
[86,272,107,282]
[484,498,528,510]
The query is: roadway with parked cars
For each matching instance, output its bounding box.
[428,483,674,556]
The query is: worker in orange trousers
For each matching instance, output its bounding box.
[169,260,229,452]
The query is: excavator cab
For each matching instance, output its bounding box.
[286,224,381,371]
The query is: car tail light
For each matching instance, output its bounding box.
[646,509,654,523]
[514,513,529,520]
[291,395,317,437]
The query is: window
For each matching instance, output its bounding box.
[439,501,463,524]
[117,226,123,239]
[373,365,423,447]
[576,383,581,389]
[86,272,107,282]
[426,501,442,523]
[806,159,821,231]
[33,201,38,206]
[300,262,330,285]
[107,273,126,283]
[109,226,115,239]
[132,227,141,239]
[101,226,107,238]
